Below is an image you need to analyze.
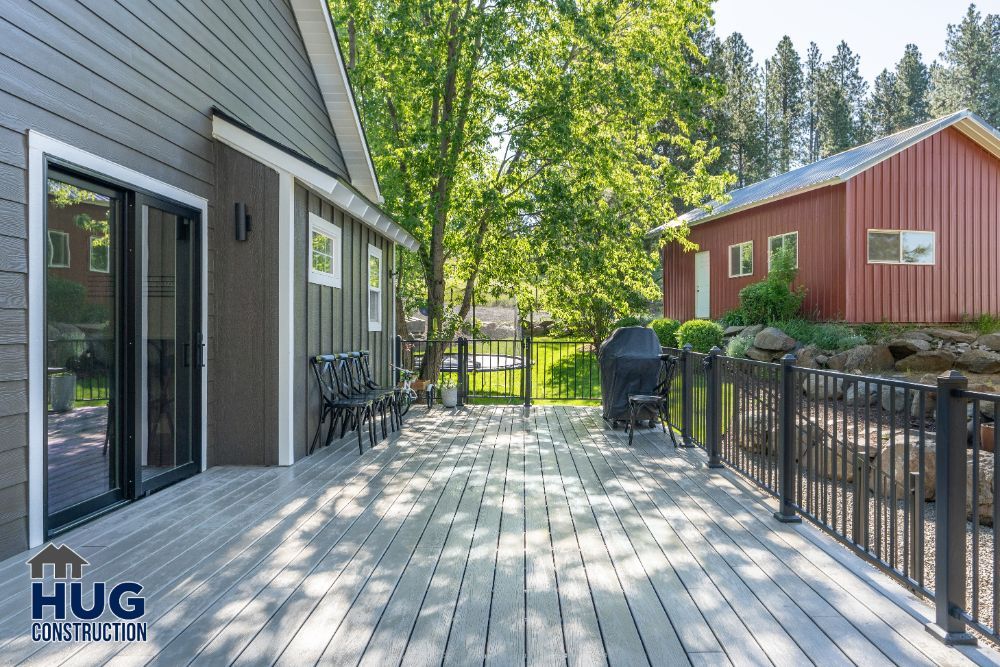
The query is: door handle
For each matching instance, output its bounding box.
[197,333,206,368]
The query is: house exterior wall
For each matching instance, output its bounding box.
[845,126,1000,323]
[662,185,847,321]
[0,1,359,558]
[292,183,395,461]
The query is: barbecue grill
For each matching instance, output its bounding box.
[598,327,663,425]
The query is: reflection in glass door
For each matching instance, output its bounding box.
[137,197,200,493]
[45,173,124,528]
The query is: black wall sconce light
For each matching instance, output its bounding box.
[235,202,252,241]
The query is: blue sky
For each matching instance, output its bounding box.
[713,0,1000,81]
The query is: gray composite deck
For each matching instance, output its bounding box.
[0,405,998,666]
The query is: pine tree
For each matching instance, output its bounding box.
[765,36,805,173]
[868,69,899,136]
[818,41,868,155]
[893,44,930,129]
[930,4,1000,125]
[803,42,823,163]
[717,33,767,187]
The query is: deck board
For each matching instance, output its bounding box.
[0,405,997,666]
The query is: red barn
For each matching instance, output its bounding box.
[655,110,1000,323]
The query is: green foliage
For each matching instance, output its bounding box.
[613,315,649,330]
[718,309,747,327]
[961,313,1000,335]
[736,245,804,325]
[765,36,805,174]
[773,319,865,351]
[46,277,106,325]
[930,4,1000,125]
[725,334,754,358]
[677,319,724,353]
[854,322,907,344]
[649,318,681,347]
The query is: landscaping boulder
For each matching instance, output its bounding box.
[723,325,746,337]
[900,331,933,343]
[919,328,978,344]
[910,390,937,419]
[754,327,796,352]
[827,345,895,373]
[795,345,821,369]
[746,346,778,362]
[801,374,845,400]
[887,337,932,360]
[742,324,765,339]
[968,451,994,526]
[892,433,936,501]
[895,350,956,372]
[880,385,911,413]
[976,333,1000,352]
[844,382,878,407]
[957,349,1000,374]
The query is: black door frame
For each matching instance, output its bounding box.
[43,160,204,536]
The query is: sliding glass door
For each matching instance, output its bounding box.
[45,167,202,533]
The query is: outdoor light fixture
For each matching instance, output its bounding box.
[235,202,252,241]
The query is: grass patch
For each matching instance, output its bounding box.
[961,313,1000,335]
[772,319,866,351]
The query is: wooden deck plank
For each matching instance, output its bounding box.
[0,406,995,667]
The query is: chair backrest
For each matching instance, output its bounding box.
[358,350,377,387]
[655,353,679,398]
[331,353,358,397]
[311,355,341,403]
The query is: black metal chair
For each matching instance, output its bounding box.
[345,352,396,439]
[358,350,404,426]
[626,353,680,447]
[310,354,376,455]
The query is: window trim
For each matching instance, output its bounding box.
[47,230,70,268]
[308,212,342,288]
[766,231,799,270]
[88,234,110,273]
[728,240,754,278]
[866,229,936,265]
[367,243,383,332]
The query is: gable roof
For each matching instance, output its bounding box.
[649,110,1000,236]
[288,0,382,203]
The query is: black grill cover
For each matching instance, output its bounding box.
[598,327,663,421]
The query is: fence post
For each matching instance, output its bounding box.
[773,353,801,523]
[681,344,694,447]
[394,335,402,386]
[705,346,724,469]
[927,370,976,645]
[523,335,533,409]
[456,337,467,408]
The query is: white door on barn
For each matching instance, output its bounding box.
[694,251,710,319]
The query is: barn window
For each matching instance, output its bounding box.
[767,231,798,270]
[308,212,342,288]
[368,244,383,332]
[728,241,753,277]
[867,230,935,265]
[89,235,109,273]
[48,230,70,268]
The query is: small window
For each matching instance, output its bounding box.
[867,230,935,265]
[728,241,753,278]
[767,231,798,270]
[48,231,70,268]
[308,212,342,288]
[367,244,383,332]
[89,235,109,273]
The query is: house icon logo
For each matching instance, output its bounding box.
[26,543,89,580]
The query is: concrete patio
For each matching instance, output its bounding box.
[0,405,997,665]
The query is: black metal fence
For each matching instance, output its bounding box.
[662,344,1000,645]
[47,338,112,402]
[395,336,600,405]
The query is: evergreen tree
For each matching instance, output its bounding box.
[717,33,767,187]
[868,69,899,136]
[765,36,805,173]
[803,42,823,163]
[893,44,931,129]
[818,41,868,155]
[930,4,1000,125]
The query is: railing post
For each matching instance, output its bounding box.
[394,335,402,386]
[927,370,976,645]
[705,346,724,469]
[681,344,694,447]
[456,337,467,408]
[773,353,801,523]
[523,335,533,408]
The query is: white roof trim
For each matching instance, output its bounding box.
[650,110,1000,236]
[213,115,418,252]
[288,0,382,204]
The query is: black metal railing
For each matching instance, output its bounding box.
[47,338,112,402]
[660,344,1000,645]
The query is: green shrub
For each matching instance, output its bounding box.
[718,309,747,327]
[855,322,906,344]
[736,244,805,325]
[676,319,724,353]
[774,319,865,351]
[725,334,754,358]
[613,315,649,329]
[961,313,1000,335]
[649,318,681,347]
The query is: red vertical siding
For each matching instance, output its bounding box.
[844,127,1000,323]
[662,185,847,321]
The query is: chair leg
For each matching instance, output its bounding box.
[354,408,365,454]
[628,403,636,447]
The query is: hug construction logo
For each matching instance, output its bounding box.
[26,543,147,643]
